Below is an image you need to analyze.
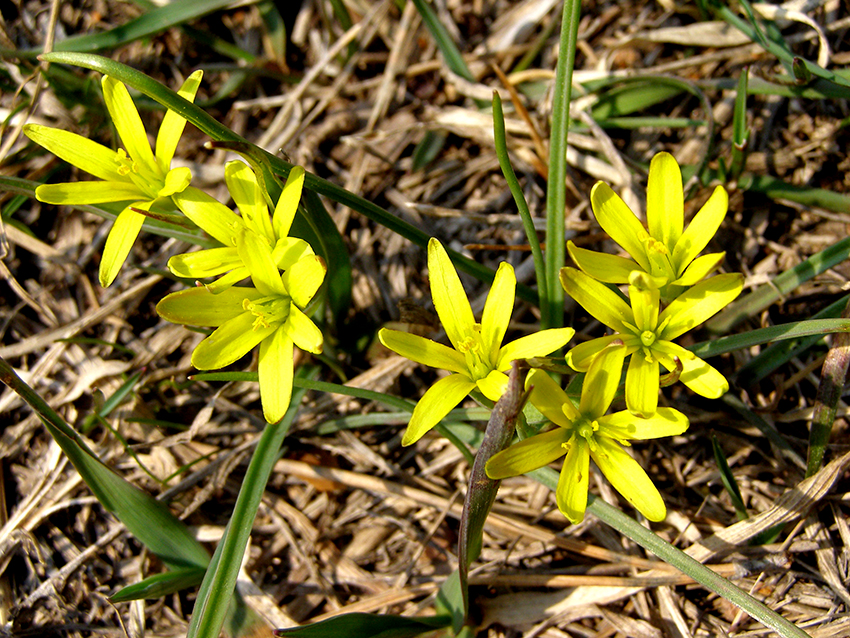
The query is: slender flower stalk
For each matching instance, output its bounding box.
[380,238,574,446]
[561,267,743,417]
[568,152,728,299]
[486,342,689,523]
[24,71,203,286]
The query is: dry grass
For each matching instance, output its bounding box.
[1,0,850,636]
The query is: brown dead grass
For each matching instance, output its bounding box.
[1,0,850,636]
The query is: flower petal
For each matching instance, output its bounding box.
[282,255,325,308]
[100,205,147,286]
[378,328,467,375]
[24,124,123,182]
[158,166,192,198]
[168,247,242,278]
[590,181,651,272]
[628,275,660,333]
[192,311,274,369]
[557,436,590,524]
[565,334,623,371]
[480,262,515,366]
[273,237,314,271]
[591,436,666,521]
[658,273,743,340]
[157,286,264,326]
[403,374,476,446]
[526,368,578,425]
[626,352,659,417]
[599,407,689,441]
[654,341,729,398]
[173,186,243,245]
[274,166,305,240]
[496,327,574,370]
[671,252,724,287]
[102,76,157,171]
[485,427,571,479]
[205,267,250,293]
[155,70,203,171]
[226,161,275,242]
[35,181,142,205]
[476,369,509,402]
[560,267,632,334]
[672,185,728,273]
[284,305,323,354]
[258,327,294,424]
[428,238,475,350]
[568,241,637,284]
[646,152,683,251]
[237,226,287,297]
[579,341,626,419]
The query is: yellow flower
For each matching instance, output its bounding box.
[24,72,203,287]
[379,238,574,446]
[166,161,312,292]
[157,227,324,424]
[561,267,743,417]
[486,342,689,523]
[568,152,728,298]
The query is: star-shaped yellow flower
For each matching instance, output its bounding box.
[561,267,743,417]
[486,342,689,523]
[568,152,728,298]
[24,72,203,287]
[379,238,574,446]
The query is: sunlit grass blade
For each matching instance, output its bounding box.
[409,0,475,83]
[273,612,451,638]
[690,318,850,359]
[727,67,749,181]
[81,369,143,433]
[591,81,684,120]
[110,567,206,603]
[711,433,748,521]
[257,0,286,66]
[742,174,850,213]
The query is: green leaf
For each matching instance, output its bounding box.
[689,318,850,359]
[711,434,748,521]
[591,81,684,120]
[409,0,475,83]
[435,569,466,636]
[411,129,448,171]
[110,567,206,602]
[274,613,451,638]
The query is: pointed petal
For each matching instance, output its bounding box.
[24,124,123,181]
[476,369,509,402]
[485,427,571,479]
[168,247,242,278]
[626,352,659,418]
[99,205,146,286]
[157,286,263,326]
[568,241,636,283]
[402,374,476,446]
[628,276,660,333]
[672,185,728,273]
[591,436,666,521]
[258,327,294,424]
[497,327,574,371]
[378,328,467,375]
[284,305,323,354]
[205,267,250,293]
[480,262,515,366]
[590,181,651,271]
[599,407,689,441]
[35,181,142,205]
[159,166,192,198]
[273,237,314,271]
[156,70,202,171]
[654,341,729,398]
[173,186,243,245]
[274,166,305,239]
[671,252,725,287]
[526,368,577,425]
[226,161,275,242]
[428,238,475,350]
[560,267,632,333]
[192,311,274,369]
[565,334,625,371]
[579,341,626,419]
[658,273,743,340]
[282,255,325,308]
[646,152,683,250]
[237,226,287,297]
[557,436,590,524]
[102,76,157,170]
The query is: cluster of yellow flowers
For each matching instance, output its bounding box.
[24,74,324,425]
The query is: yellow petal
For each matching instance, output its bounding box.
[560,267,632,334]
[156,69,203,171]
[237,226,287,297]
[192,311,274,369]
[205,267,250,293]
[628,276,660,333]
[480,262,515,366]
[658,273,743,340]
[284,305,323,354]
[258,327,294,424]
[671,252,724,287]
[159,166,192,198]
[672,185,727,273]
[654,341,729,398]
[579,341,626,419]
[101,76,157,172]
[556,436,590,524]
[35,181,143,205]
[485,428,571,479]
[99,205,147,287]
[173,186,243,245]
[428,238,475,351]
[226,161,275,243]
[496,326,574,371]
[378,328,467,375]
[157,286,262,326]
[568,241,636,284]
[24,124,123,182]
[626,352,659,418]
[168,247,242,278]
[591,436,666,521]
[526,368,578,424]
[476,369,509,402]
[402,374,476,446]
[274,166,305,239]
[273,237,314,271]
[282,255,325,308]
[590,181,651,272]
[599,407,689,441]
[565,334,623,371]
[646,152,683,251]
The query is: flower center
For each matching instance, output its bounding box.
[575,417,599,452]
[114,148,163,199]
[243,295,291,331]
[640,330,656,347]
[643,236,675,282]
[457,323,492,380]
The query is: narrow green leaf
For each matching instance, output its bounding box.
[273,612,451,638]
[435,569,466,636]
[711,434,748,521]
[82,369,143,433]
[257,0,287,65]
[741,174,850,213]
[409,0,475,83]
[110,567,206,602]
[411,129,448,171]
[689,318,850,359]
[591,82,684,120]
